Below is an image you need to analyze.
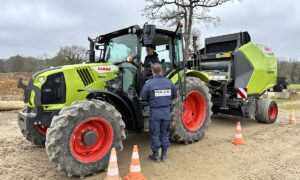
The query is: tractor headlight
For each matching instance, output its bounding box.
[105,74,122,93]
[39,77,45,84]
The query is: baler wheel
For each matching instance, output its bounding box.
[255,97,278,124]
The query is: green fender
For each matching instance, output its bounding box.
[167,69,210,84]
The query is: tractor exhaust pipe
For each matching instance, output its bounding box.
[88,37,95,63]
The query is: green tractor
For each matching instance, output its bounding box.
[18,23,212,177]
[17,23,278,177]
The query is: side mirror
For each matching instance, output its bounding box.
[95,45,103,50]
[143,24,156,45]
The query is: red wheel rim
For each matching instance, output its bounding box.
[36,125,47,135]
[70,118,114,163]
[182,91,207,131]
[269,104,277,121]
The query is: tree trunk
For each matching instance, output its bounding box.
[291,63,297,83]
[184,6,194,61]
[192,36,198,52]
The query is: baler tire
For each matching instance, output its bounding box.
[255,97,278,124]
[170,77,212,144]
[45,99,125,177]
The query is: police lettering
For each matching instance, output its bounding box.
[154,89,171,97]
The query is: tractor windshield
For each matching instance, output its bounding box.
[105,34,138,63]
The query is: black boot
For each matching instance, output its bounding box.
[161,149,168,162]
[148,151,160,163]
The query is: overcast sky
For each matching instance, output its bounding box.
[0,0,299,59]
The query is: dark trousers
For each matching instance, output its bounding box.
[149,108,171,151]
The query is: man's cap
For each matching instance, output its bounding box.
[146,44,156,50]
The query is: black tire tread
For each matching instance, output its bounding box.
[170,77,212,143]
[20,127,45,147]
[255,97,278,124]
[45,99,125,177]
[19,107,46,147]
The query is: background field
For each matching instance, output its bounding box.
[289,84,300,90]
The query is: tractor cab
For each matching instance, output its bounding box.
[88,24,184,92]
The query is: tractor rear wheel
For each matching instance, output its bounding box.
[255,97,278,124]
[170,77,212,143]
[45,99,125,177]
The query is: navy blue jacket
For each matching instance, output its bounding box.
[140,75,177,108]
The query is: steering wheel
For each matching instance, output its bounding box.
[114,55,139,68]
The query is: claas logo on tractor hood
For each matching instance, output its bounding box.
[92,66,118,73]
[257,44,274,55]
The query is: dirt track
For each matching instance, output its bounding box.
[0,100,300,180]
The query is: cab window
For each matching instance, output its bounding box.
[141,34,172,73]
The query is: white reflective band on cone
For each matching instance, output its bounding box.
[107,168,119,176]
[236,126,241,130]
[130,165,141,172]
[110,155,117,162]
[234,134,242,138]
[132,152,139,159]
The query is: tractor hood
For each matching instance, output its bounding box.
[21,63,119,110]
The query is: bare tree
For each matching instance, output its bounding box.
[191,28,201,52]
[143,0,235,58]
[0,59,5,73]
[58,45,87,64]
[290,62,298,82]
[278,58,300,83]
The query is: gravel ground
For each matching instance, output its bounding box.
[0,100,300,180]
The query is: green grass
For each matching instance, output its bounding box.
[289,84,300,90]
[280,104,300,110]
[271,93,300,103]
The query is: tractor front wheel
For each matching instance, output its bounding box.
[170,77,212,143]
[20,125,46,147]
[19,107,47,147]
[45,99,125,177]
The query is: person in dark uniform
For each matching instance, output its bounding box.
[140,63,177,162]
[143,44,160,77]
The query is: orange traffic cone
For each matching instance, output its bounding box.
[232,121,245,145]
[104,148,122,180]
[124,145,146,180]
[288,109,297,125]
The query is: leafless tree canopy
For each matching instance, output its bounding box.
[278,58,300,83]
[0,45,87,73]
[143,0,234,58]
[58,45,87,64]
